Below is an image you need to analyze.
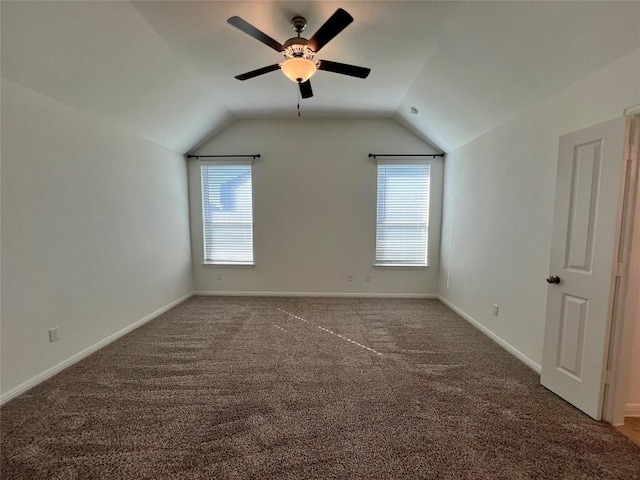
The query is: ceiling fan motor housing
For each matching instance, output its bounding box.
[284,38,315,58]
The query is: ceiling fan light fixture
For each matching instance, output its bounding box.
[281,58,317,83]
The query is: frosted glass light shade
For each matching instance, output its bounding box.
[281,58,317,83]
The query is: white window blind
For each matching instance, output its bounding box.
[375,162,430,266]
[201,162,254,264]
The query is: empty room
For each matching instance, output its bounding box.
[2,1,640,478]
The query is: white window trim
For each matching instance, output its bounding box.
[373,264,429,269]
[374,159,431,268]
[202,262,256,267]
[201,160,255,266]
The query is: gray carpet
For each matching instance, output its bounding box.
[2,296,639,479]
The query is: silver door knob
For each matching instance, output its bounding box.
[546,275,560,284]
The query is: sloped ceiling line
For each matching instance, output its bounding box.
[2,1,639,154]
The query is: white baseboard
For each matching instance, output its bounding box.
[437,296,542,373]
[626,404,640,417]
[194,291,438,299]
[0,292,193,406]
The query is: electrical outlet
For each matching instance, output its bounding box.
[492,304,499,316]
[216,272,222,280]
[347,273,354,282]
[365,274,371,282]
[49,327,59,342]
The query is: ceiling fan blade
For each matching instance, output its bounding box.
[299,80,313,99]
[318,60,371,79]
[235,64,281,81]
[227,16,285,52]
[308,8,353,53]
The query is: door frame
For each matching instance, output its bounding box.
[603,107,640,425]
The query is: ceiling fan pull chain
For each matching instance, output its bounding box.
[297,89,301,117]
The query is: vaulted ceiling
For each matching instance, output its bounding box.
[2,1,639,153]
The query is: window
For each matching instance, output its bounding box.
[201,162,254,264]
[375,162,430,266]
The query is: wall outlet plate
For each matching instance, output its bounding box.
[49,327,59,342]
[492,304,499,316]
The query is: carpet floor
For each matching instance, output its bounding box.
[1,296,639,479]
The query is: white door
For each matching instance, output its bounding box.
[541,117,627,420]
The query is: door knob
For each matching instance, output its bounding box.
[546,275,560,284]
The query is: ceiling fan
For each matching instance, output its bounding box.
[227,8,371,99]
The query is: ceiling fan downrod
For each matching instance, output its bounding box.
[291,15,307,36]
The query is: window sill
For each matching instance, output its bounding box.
[373,264,429,269]
[202,262,255,268]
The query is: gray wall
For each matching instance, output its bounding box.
[438,49,640,369]
[1,79,194,397]
[189,118,443,296]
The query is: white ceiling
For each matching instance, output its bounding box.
[2,1,639,153]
